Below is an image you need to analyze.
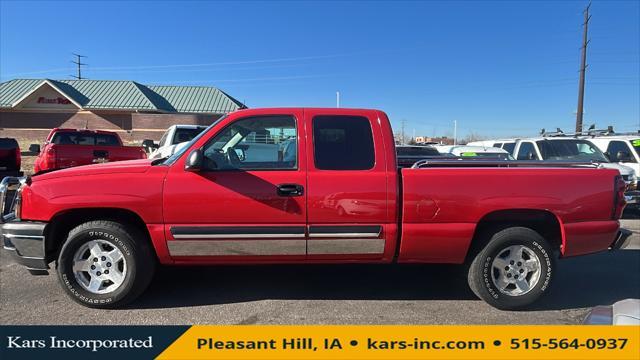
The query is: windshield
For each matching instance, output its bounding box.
[162,115,227,165]
[632,139,640,157]
[536,139,608,162]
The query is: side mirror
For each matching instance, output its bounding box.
[184,149,203,171]
[141,139,158,151]
[29,144,40,154]
[616,151,632,162]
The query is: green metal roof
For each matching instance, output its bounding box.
[0,79,245,113]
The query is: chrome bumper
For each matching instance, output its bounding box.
[1,221,49,275]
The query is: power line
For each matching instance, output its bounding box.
[71,53,88,80]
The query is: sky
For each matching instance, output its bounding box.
[1,0,638,139]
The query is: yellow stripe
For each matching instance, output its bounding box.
[157,325,640,359]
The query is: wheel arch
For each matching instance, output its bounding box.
[465,209,564,263]
[44,207,154,263]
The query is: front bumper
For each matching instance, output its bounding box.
[1,221,49,275]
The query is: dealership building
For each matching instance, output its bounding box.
[0,79,245,141]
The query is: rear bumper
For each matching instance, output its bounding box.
[610,228,633,251]
[1,221,49,275]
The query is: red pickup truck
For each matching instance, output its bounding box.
[0,108,630,310]
[32,128,147,174]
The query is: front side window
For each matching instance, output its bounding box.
[313,115,375,170]
[202,115,297,170]
[607,141,636,162]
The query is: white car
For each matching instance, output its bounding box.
[467,139,517,154]
[586,134,640,207]
[584,299,640,325]
[148,125,208,159]
[511,137,637,199]
[436,145,514,160]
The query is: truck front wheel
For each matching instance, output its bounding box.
[56,220,155,308]
[467,227,555,310]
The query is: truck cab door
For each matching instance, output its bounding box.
[304,109,396,261]
[162,110,307,262]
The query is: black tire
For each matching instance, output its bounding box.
[57,220,155,308]
[467,226,555,310]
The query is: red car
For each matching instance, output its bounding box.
[32,128,147,174]
[0,108,630,309]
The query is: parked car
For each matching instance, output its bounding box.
[0,108,630,310]
[511,137,637,204]
[0,138,22,179]
[467,140,517,154]
[436,145,514,160]
[147,125,208,159]
[396,145,448,168]
[31,128,147,174]
[584,299,640,325]
[585,132,640,207]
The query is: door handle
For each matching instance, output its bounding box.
[277,184,304,197]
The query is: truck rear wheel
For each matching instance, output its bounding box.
[56,220,155,308]
[467,227,555,310]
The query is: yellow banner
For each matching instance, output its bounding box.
[157,325,640,360]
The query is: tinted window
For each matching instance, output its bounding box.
[202,115,297,170]
[492,143,503,148]
[536,140,607,162]
[173,128,206,144]
[313,115,375,170]
[396,146,439,156]
[51,132,119,146]
[502,142,516,154]
[517,142,538,160]
[607,141,635,162]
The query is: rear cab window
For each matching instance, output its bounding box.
[312,115,375,170]
[51,132,120,146]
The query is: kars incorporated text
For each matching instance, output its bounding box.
[6,336,153,352]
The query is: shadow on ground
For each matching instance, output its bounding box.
[132,249,639,311]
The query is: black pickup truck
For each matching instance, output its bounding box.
[0,138,22,180]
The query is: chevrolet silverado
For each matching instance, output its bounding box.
[0,108,630,309]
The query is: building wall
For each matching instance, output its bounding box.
[0,110,221,142]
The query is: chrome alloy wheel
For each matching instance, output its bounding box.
[72,239,127,294]
[491,245,541,296]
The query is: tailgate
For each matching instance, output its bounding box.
[54,145,145,168]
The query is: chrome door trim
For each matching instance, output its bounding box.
[307,238,386,255]
[167,239,306,256]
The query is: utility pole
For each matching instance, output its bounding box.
[453,120,457,145]
[71,53,88,80]
[401,119,406,145]
[575,2,591,133]
[336,91,340,108]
